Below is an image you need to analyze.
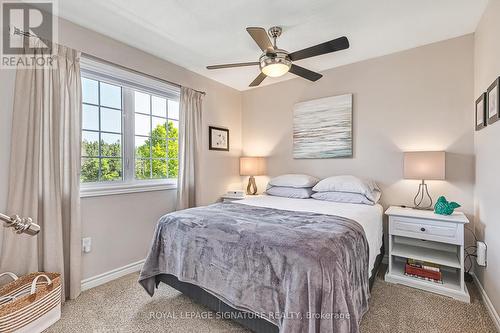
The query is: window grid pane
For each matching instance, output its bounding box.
[100,82,122,109]
[167,158,178,178]
[82,130,99,157]
[101,107,122,133]
[134,93,178,181]
[82,104,99,131]
[82,78,98,104]
[81,157,99,183]
[152,95,167,118]
[100,157,122,181]
[134,91,150,115]
[135,158,151,180]
[168,100,179,120]
[81,78,123,183]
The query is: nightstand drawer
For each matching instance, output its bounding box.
[389,216,461,244]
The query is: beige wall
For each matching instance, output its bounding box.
[80,191,176,278]
[242,35,475,222]
[474,0,500,316]
[0,18,242,280]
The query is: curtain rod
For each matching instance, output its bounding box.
[11,27,206,96]
[82,53,206,96]
[0,212,40,236]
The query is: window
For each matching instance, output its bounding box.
[134,91,179,180]
[80,57,180,196]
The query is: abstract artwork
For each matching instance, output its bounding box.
[293,94,353,158]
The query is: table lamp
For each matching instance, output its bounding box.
[240,157,267,195]
[403,151,445,210]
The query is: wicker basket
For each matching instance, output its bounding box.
[0,272,62,333]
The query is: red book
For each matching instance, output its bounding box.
[405,264,442,281]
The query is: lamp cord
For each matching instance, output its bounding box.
[464,227,479,273]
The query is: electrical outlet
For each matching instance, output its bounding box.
[82,237,92,253]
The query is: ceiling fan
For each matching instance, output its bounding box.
[206,26,349,87]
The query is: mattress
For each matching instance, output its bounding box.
[236,195,384,276]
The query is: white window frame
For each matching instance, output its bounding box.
[80,57,180,197]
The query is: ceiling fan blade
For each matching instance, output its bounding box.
[206,62,259,70]
[246,27,274,52]
[289,36,349,61]
[289,64,323,82]
[249,72,267,87]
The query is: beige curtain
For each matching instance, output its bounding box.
[176,87,203,210]
[0,43,82,300]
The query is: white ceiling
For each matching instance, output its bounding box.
[58,0,488,91]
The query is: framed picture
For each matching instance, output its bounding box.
[293,94,353,158]
[487,77,499,125]
[476,93,487,131]
[209,126,229,151]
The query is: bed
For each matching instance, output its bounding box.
[139,195,384,333]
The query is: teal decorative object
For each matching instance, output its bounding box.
[434,196,461,215]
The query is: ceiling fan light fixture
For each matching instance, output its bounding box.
[262,63,290,77]
[259,51,291,77]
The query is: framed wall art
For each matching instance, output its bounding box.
[487,77,499,125]
[476,93,487,131]
[209,126,229,151]
[293,94,353,158]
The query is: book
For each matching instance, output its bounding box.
[404,272,444,284]
[405,263,443,283]
[407,258,441,272]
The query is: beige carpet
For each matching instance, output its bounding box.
[45,268,497,333]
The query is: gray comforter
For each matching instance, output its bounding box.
[139,202,370,333]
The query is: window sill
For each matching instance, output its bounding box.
[80,181,177,198]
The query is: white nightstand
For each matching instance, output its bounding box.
[221,195,247,203]
[385,206,470,303]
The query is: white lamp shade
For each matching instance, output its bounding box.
[404,151,445,180]
[240,157,267,176]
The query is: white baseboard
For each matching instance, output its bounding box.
[81,259,145,292]
[472,272,500,332]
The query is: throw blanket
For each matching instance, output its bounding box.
[139,203,369,333]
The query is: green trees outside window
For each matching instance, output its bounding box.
[81,121,178,182]
[135,121,179,180]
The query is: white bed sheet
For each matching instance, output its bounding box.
[236,195,384,277]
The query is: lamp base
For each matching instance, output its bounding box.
[246,176,258,195]
[413,180,433,210]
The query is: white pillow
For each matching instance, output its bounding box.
[312,175,381,202]
[312,191,380,205]
[268,174,319,188]
[266,186,313,199]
